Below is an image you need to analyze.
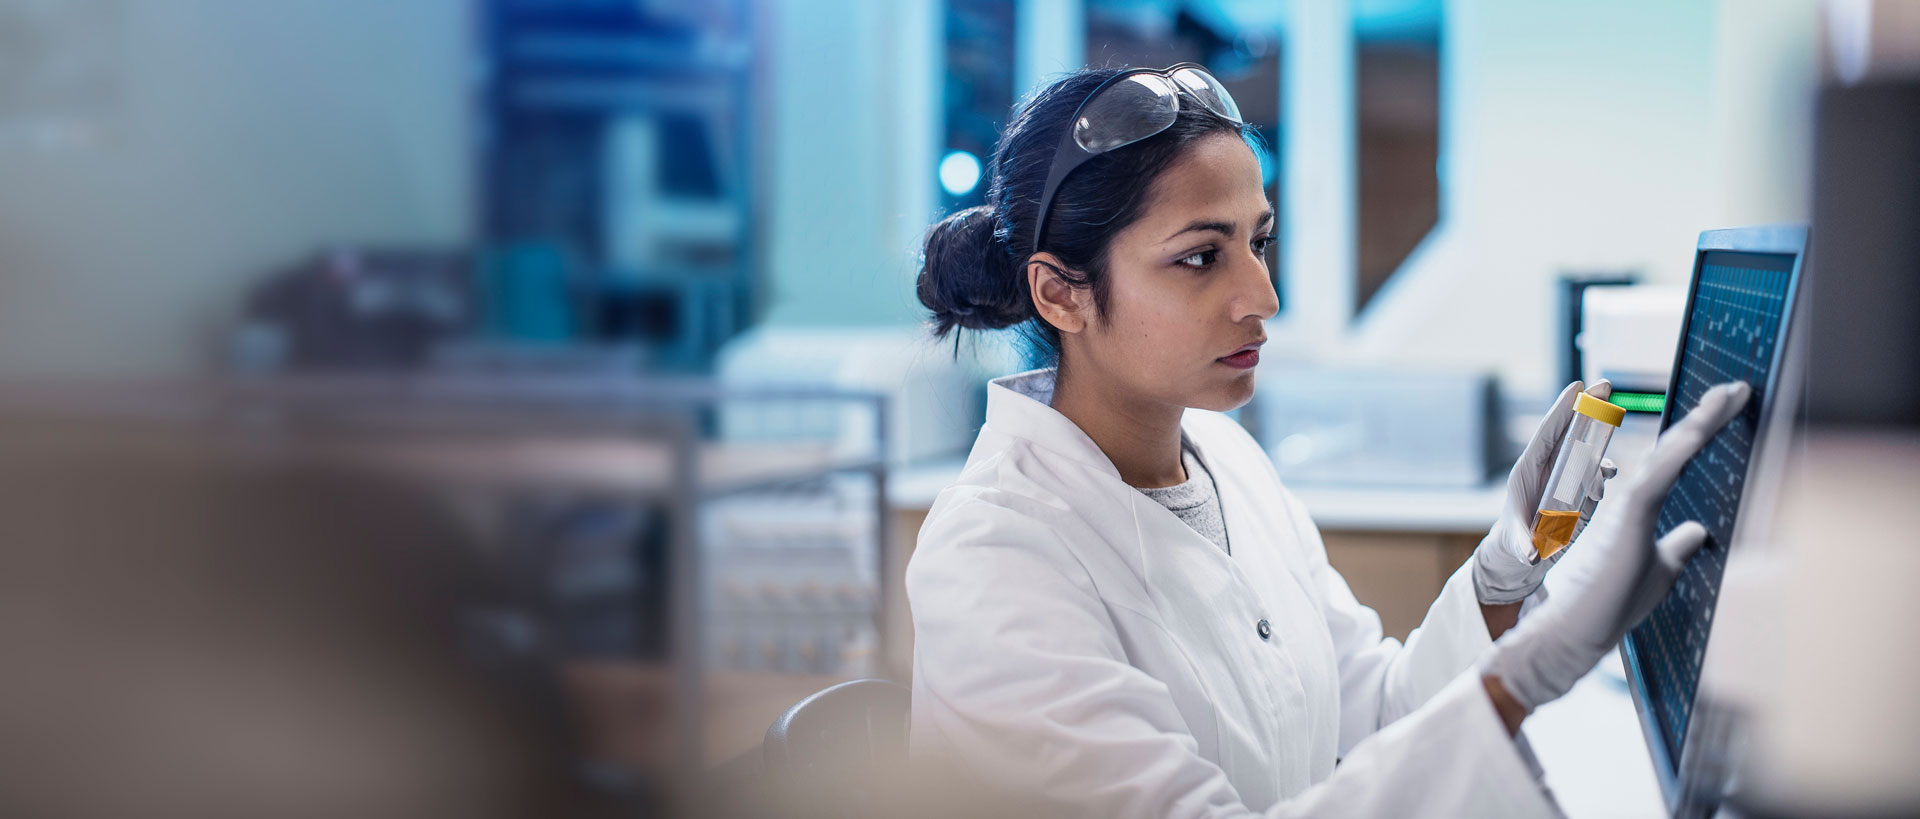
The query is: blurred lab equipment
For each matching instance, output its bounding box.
[1577,284,1687,412]
[1529,393,1622,563]
[715,326,1023,466]
[480,0,760,372]
[236,248,472,372]
[429,339,649,378]
[1569,283,1688,476]
[475,241,581,343]
[1802,79,1920,427]
[1556,273,1638,389]
[1251,367,1501,488]
[704,483,880,677]
[706,327,1024,691]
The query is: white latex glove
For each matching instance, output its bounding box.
[1472,379,1619,605]
[1481,381,1751,710]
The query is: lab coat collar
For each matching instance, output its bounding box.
[983,368,1127,483]
[987,365,1222,521]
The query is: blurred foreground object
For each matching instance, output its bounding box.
[0,406,581,818]
[1720,73,1920,819]
[1725,432,1920,817]
[0,372,891,818]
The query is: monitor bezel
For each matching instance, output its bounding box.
[1617,224,1807,813]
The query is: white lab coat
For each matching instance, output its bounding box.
[907,369,1560,817]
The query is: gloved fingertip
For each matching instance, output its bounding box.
[1586,378,1612,400]
[1520,384,1587,467]
[1553,381,1583,411]
[1709,381,1751,409]
[1655,521,1709,568]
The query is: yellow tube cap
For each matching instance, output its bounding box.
[1575,392,1626,427]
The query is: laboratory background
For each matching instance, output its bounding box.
[0,0,1914,817]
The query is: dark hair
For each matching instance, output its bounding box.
[916,67,1261,363]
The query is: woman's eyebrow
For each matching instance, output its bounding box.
[1163,205,1277,243]
[1165,220,1237,242]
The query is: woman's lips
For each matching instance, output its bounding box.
[1218,348,1260,369]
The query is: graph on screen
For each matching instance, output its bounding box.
[1626,249,1796,766]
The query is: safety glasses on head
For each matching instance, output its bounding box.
[1030,63,1245,258]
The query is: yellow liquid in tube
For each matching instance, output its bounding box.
[1530,509,1582,561]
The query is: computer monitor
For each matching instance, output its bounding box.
[1619,225,1806,815]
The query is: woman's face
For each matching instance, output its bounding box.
[1069,133,1278,413]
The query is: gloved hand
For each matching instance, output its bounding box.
[1472,379,1619,605]
[1480,381,1751,710]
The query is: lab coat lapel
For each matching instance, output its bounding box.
[1186,414,1345,784]
[1192,425,1323,614]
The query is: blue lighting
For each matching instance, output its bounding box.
[939,149,982,197]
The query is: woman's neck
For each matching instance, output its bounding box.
[1048,366,1187,489]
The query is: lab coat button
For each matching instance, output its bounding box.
[1256,619,1272,640]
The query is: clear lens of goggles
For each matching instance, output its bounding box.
[1070,68,1242,154]
[1171,66,1242,122]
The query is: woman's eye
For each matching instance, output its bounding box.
[1177,249,1219,269]
[1252,234,1277,255]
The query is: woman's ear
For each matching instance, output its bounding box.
[1027,253,1091,334]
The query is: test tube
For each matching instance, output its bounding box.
[1530,392,1625,563]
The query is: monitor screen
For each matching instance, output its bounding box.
[1623,248,1798,772]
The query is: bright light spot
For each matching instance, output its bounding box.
[1276,433,1317,467]
[940,150,982,197]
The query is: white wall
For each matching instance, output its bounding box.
[0,0,472,379]
[1325,0,1819,395]
[762,0,939,328]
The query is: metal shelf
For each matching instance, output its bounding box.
[324,436,884,501]
[0,376,888,504]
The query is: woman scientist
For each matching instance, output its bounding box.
[905,64,1750,816]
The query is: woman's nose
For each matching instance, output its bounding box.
[1234,251,1280,321]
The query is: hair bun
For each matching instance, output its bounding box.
[917,205,1031,335]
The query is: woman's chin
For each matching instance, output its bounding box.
[1189,375,1257,413]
